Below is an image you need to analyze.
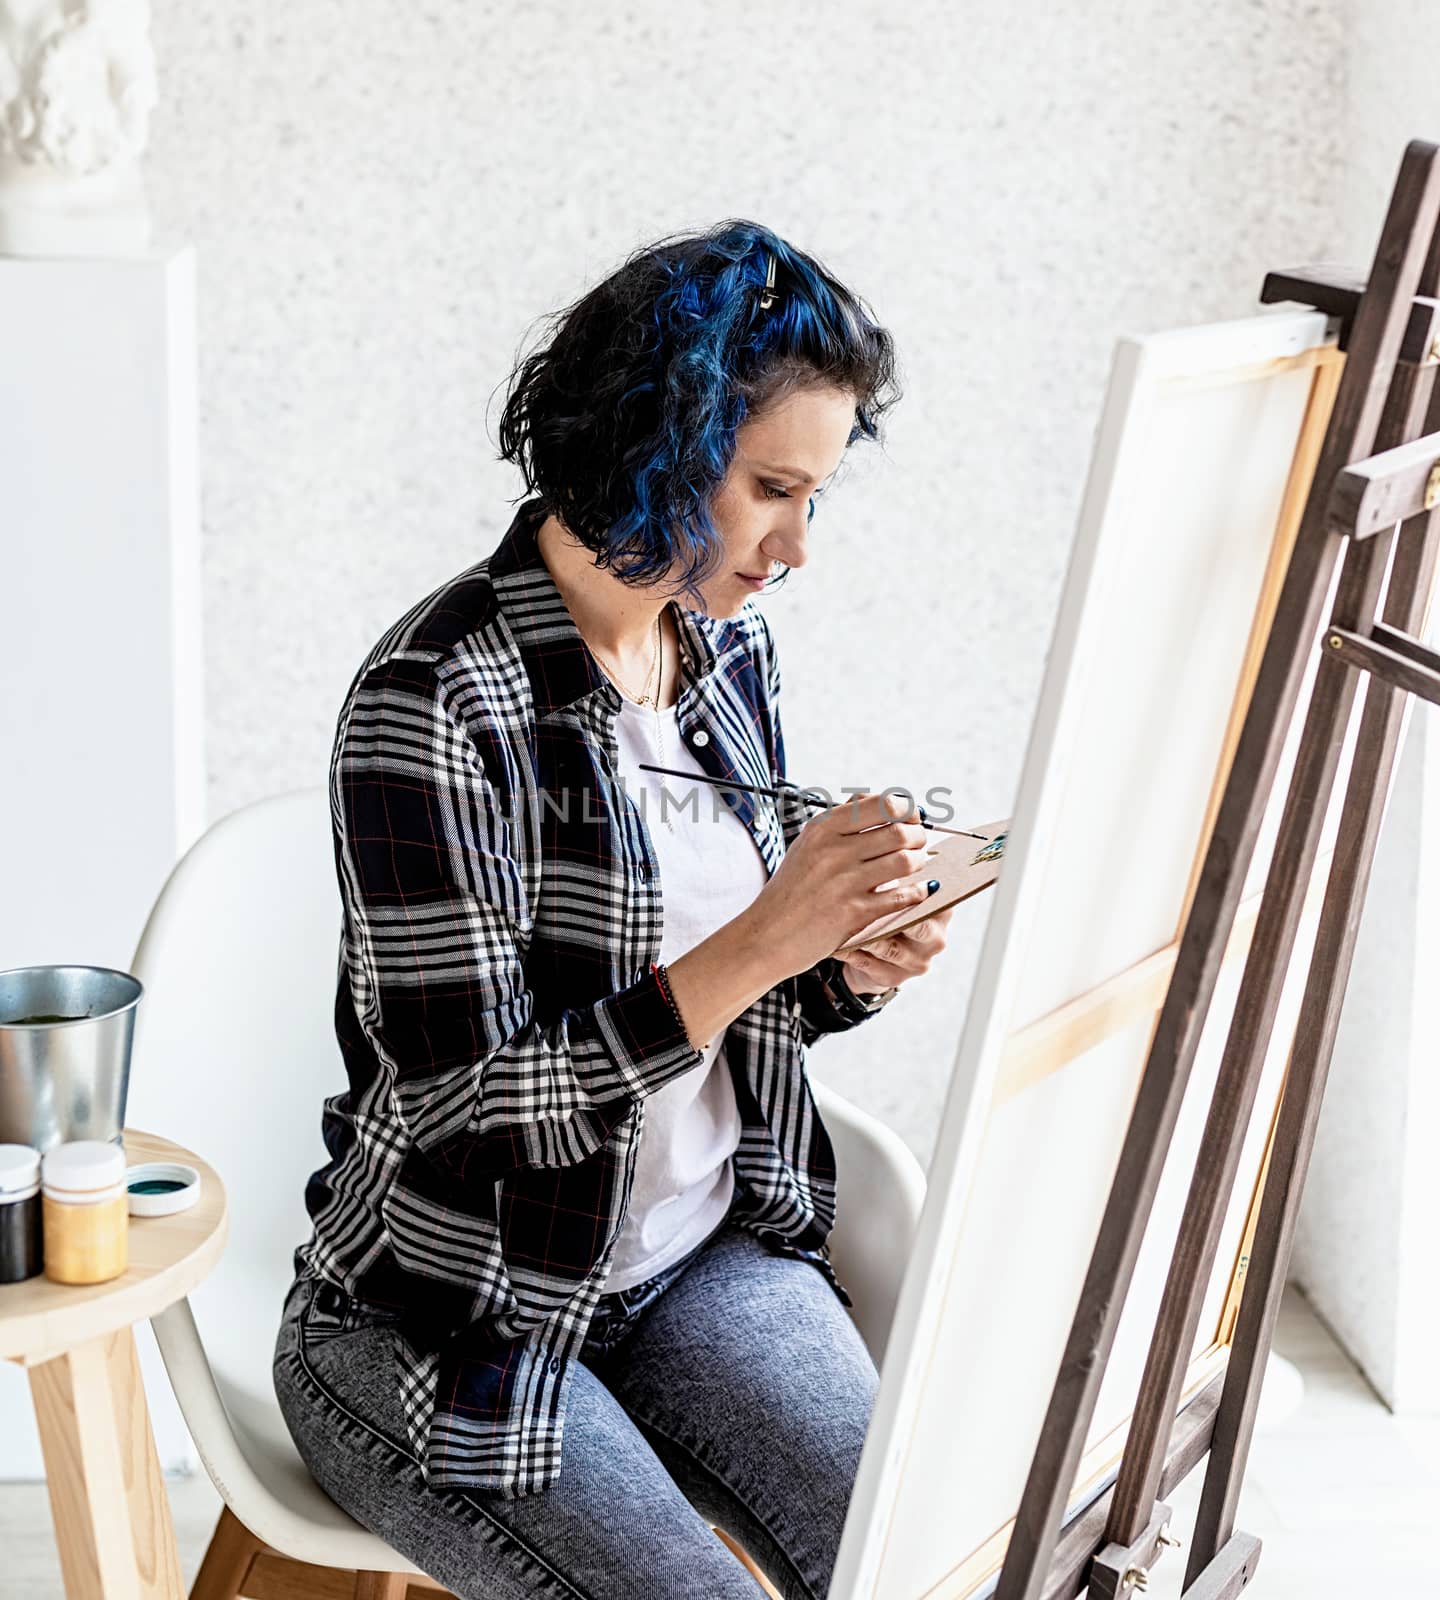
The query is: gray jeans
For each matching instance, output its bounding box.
[272,1214,879,1600]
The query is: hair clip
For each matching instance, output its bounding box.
[758,252,778,310]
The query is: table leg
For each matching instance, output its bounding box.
[28,1326,184,1600]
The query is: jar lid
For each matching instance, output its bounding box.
[126,1161,201,1217]
[42,1139,127,1196]
[0,1143,41,1198]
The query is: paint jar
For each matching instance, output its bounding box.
[0,1143,43,1283]
[41,1140,129,1285]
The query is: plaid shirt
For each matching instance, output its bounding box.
[295,496,887,1497]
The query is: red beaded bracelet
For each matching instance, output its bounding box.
[650,960,688,1037]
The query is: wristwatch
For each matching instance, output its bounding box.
[813,956,898,1025]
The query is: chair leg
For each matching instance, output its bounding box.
[191,1506,262,1600]
[355,1575,410,1600]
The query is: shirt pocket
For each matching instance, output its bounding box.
[381,1180,519,1322]
[494,1101,641,1312]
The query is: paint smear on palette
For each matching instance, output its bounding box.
[972,831,1007,865]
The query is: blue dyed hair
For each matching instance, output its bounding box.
[494,219,900,605]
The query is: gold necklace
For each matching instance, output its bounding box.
[590,614,677,833]
[590,613,662,706]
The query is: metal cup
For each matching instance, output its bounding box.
[0,965,143,1153]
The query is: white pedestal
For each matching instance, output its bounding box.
[1291,609,1440,1413]
[1,246,205,969]
[0,246,205,1475]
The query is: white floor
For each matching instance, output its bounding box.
[3,1287,1435,1598]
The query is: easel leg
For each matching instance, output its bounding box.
[1183,1533,1262,1600]
[28,1327,185,1600]
[1186,473,1440,1586]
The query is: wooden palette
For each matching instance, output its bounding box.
[835,818,1011,956]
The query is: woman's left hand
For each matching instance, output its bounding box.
[840,902,956,995]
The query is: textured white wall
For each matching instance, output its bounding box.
[144,0,1345,1167]
[1287,1,1440,1410]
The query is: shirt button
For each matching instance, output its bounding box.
[691,729,709,746]
[548,1356,561,1374]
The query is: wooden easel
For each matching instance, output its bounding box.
[986,140,1440,1600]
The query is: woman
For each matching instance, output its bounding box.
[274,220,955,1600]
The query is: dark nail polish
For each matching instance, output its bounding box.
[918,805,929,823]
[927,879,941,895]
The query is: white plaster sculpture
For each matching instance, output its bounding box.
[0,0,157,256]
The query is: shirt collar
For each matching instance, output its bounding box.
[487,497,720,722]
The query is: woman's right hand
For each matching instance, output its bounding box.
[753,790,938,981]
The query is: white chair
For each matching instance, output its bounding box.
[125,787,928,1600]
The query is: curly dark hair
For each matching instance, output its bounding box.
[493,218,901,605]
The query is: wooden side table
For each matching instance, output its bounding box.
[0,1129,228,1600]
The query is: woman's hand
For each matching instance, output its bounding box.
[840,901,955,995]
[754,791,938,981]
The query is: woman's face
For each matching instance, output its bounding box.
[685,383,858,617]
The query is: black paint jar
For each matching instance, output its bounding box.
[0,1143,43,1284]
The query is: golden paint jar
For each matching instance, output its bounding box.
[41,1141,129,1286]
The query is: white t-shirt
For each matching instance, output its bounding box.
[602,694,770,1292]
